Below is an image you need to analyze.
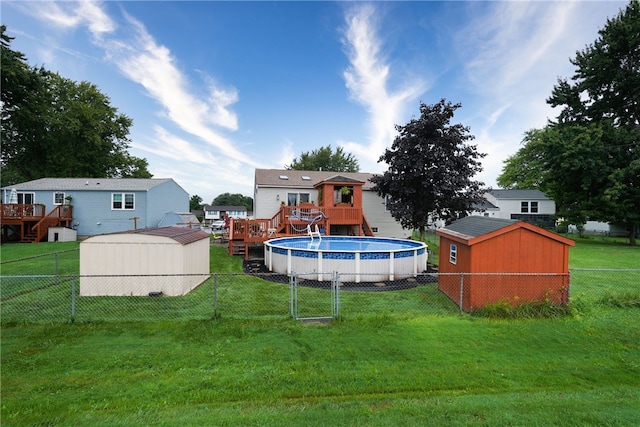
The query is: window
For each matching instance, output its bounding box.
[450,244,457,264]
[385,195,392,212]
[521,201,529,213]
[54,192,65,205]
[287,192,310,206]
[112,193,135,210]
[530,201,538,213]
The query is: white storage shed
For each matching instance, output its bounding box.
[80,226,210,296]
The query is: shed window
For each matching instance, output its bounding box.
[54,192,65,205]
[449,244,457,264]
[112,193,135,210]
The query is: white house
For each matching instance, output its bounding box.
[471,189,556,228]
[253,169,410,238]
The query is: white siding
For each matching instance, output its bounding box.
[79,234,209,296]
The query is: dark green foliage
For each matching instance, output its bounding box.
[0,26,152,186]
[497,2,640,245]
[211,192,253,211]
[371,99,487,239]
[189,195,203,212]
[286,144,360,172]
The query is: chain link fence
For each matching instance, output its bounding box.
[2,269,638,324]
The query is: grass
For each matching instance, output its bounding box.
[1,238,639,426]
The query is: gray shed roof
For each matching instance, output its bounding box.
[255,169,376,190]
[3,178,174,191]
[488,189,550,200]
[443,216,519,238]
[126,226,209,245]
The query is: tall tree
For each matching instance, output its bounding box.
[497,129,549,190]
[212,193,253,212]
[371,99,487,240]
[498,1,639,245]
[286,145,359,172]
[1,26,152,186]
[189,195,203,212]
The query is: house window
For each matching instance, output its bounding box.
[521,201,529,213]
[54,192,65,205]
[450,244,457,264]
[287,192,310,206]
[112,193,135,210]
[385,195,392,212]
[530,201,538,213]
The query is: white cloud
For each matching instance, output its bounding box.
[33,0,115,36]
[340,3,426,165]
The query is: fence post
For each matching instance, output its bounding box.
[213,274,218,318]
[71,275,76,323]
[459,273,464,313]
[332,271,340,318]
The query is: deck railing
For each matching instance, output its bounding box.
[1,203,46,221]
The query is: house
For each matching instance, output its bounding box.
[471,189,556,228]
[1,178,189,241]
[436,216,575,312]
[80,226,210,296]
[253,169,408,238]
[203,205,248,224]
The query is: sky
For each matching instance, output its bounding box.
[3,1,628,204]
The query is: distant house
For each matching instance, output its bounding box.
[253,169,409,238]
[1,178,189,238]
[436,216,575,312]
[471,189,556,228]
[203,205,248,224]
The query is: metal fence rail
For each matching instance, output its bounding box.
[1,270,638,324]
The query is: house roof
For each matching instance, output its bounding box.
[437,216,575,247]
[203,205,247,211]
[488,189,550,200]
[122,226,209,245]
[3,178,175,192]
[255,169,377,190]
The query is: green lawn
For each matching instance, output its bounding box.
[1,238,639,426]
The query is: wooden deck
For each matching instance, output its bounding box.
[227,205,374,258]
[1,204,74,243]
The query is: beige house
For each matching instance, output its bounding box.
[80,226,210,296]
[253,169,410,238]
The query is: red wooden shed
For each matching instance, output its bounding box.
[436,216,575,312]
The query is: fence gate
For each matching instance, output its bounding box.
[290,272,339,321]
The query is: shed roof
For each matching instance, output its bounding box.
[255,169,376,190]
[3,178,174,192]
[115,226,209,245]
[437,216,575,247]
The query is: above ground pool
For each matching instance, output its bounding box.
[264,236,428,283]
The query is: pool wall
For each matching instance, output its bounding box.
[264,236,428,283]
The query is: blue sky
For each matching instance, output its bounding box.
[3,1,626,203]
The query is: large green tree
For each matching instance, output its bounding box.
[371,99,487,240]
[1,26,151,186]
[211,193,253,212]
[286,145,359,172]
[497,1,639,245]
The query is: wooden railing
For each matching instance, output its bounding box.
[1,203,46,221]
[31,205,73,242]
